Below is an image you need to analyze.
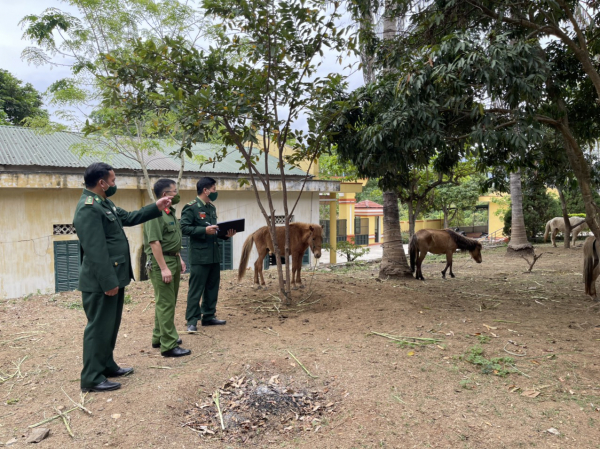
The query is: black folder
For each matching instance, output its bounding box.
[216,218,245,237]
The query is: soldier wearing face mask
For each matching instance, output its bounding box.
[73,163,172,392]
[181,177,236,331]
[143,179,190,357]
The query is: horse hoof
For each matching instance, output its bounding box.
[299,284,305,289]
[450,274,456,278]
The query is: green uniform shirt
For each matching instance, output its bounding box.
[143,208,182,256]
[180,197,227,265]
[73,189,162,292]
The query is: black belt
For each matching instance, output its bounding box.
[162,252,179,257]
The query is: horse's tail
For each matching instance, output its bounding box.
[543,220,551,242]
[238,232,255,282]
[583,237,599,295]
[409,233,418,274]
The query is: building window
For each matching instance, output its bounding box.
[53,224,77,235]
[271,215,294,224]
[54,241,80,292]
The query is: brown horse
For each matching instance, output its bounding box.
[238,223,323,289]
[583,236,600,301]
[409,229,483,280]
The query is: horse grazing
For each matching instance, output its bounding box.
[583,236,600,301]
[544,217,588,247]
[409,229,483,280]
[238,223,323,289]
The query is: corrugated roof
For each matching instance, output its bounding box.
[0,125,306,176]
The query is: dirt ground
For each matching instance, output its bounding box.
[2,243,600,448]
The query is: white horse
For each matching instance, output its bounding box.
[543,217,588,247]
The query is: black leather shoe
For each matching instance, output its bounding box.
[186,324,197,332]
[81,380,121,393]
[161,346,191,357]
[202,318,226,326]
[106,367,134,377]
[152,338,182,349]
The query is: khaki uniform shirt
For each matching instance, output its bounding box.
[143,208,182,256]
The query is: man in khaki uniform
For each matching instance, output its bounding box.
[181,177,235,331]
[73,163,172,392]
[143,179,191,357]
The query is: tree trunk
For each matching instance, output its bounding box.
[507,169,533,256]
[556,186,572,249]
[443,206,449,229]
[359,7,375,84]
[379,190,413,279]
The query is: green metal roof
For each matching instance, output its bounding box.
[0,125,306,176]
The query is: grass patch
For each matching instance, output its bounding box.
[477,335,491,344]
[460,345,515,377]
[61,301,83,310]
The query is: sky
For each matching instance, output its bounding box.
[1,2,76,123]
[0,1,365,131]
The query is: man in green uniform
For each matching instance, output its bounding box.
[73,163,172,393]
[181,177,235,331]
[143,179,191,357]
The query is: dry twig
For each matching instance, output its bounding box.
[368,331,442,346]
[55,407,74,438]
[213,390,225,430]
[520,252,544,272]
[61,387,92,415]
[29,407,78,428]
[287,350,319,379]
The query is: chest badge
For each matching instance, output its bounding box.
[200,212,206,220]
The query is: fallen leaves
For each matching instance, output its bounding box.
[521,390,540,398]
[182,371,337,442]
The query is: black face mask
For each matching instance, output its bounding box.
[101,181,117,197]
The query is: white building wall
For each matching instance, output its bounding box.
[0,184,320,299]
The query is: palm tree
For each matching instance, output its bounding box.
[507,169,533,256]
[377,6,413,279]
[379,191,414,279]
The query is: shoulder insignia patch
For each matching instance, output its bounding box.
[85,197,94,205]
[187,200,196,206]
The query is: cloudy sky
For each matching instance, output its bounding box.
[1,2,73,93]
[1,1,364,130]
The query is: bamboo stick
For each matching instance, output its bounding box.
[287,350,319,379]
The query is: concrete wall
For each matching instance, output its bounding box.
[0,183,320,299]
[399,219,444,233]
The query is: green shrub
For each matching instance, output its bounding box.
[324,237,370,262]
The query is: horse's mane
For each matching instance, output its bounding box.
[443,229,481,251]
[289,222,322,236]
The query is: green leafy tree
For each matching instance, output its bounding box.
[20,0,207,198]
[0,69,48,126]
[398,160,477,236]
[95,0,353,302]
[356,178,383,205]
[345,0,600,243]
[431,174,485,229]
